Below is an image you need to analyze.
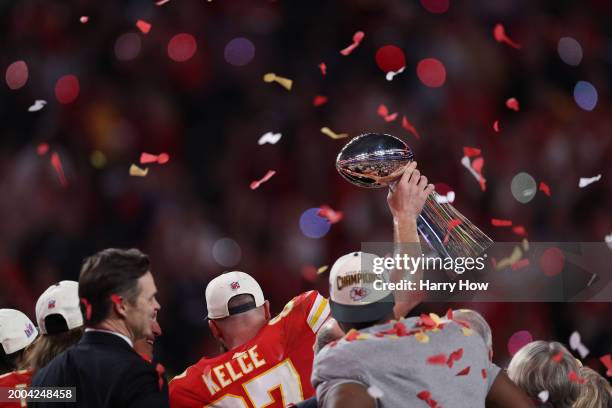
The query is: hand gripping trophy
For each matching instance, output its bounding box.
[336,133,493,259]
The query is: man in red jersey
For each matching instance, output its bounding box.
[169,271,330,407]
[0,309,39,408]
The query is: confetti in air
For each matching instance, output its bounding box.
[5,60,28,90]
[317,265,329,275]
[140,152,169,165]
[129,164,149,177]
[375,45,406,73]
[506,97,520,111]
[493,120,500,132]
[313,95,328,107]
[508,330,533,356]
[539,182,551,196]
[55,75,80,104]
[491,219,513,227]
[385,67,405,81]
[493,24,521,49]
[263,73,293,90]
[250,170,276,190]
[156,0,170,5]
[318,62,327,75]
[28,100,47,112]
[420,0,450,14]
[401,116,420,139]
[37,143,49,156]
[600,354,612,377]
[511,258,530,271]
[257,132,282,145]
[51,152,68,187]
[136,20,151,34]
[80,16,89,24]
[569,331,589,359]
[417,58,446,88]
[167,33,197,62]
[321,127,348,139]
[460,155,486,191]
[318,205,344,224]
[538,390,550,403]
[339,31,365,56]
[578,174,601,188]
[463,147,481,158]
[540,247,565,277]
[377,104,398,122]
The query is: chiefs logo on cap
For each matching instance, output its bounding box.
[48,299,56,309]
[230,282,240,290]
[350,287,368,301]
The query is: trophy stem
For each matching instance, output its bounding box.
[417,192,493,259]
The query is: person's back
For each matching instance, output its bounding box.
[170,290,329,407]
[312,315,500,408]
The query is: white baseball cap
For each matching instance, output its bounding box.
[329,252,394,323]
[205,271,265,319]
[35,280,83,335]
[0,309,38,354]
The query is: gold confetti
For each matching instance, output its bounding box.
[429,313,442,325]
[357,333,370,340]
[263,72,293,90]
[321,127,349,140]
[462,327,474,336]
[495,246,522,270]
[317,265,329,275]
[129,164,149,177]
[415,332,430,343]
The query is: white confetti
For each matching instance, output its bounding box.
[28,100,47,112]
[605,233,612,250]
[579,174,601,188]
[367,385,384,399]
[569,331,589,359]
[538,390,549,403]
[461,155,483,185]
[435,191,455,204]
[257,132,282,145]
[79,16,89,24]
[385,66,405,81]
[155,0,170,5]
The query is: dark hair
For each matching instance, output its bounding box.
[0,348,24,372]
[79,248,150,326]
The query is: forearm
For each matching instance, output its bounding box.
[391,216,425,318]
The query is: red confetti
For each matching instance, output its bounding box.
[5,60,28,90]
[377,104,398,122]
[250,170,276,190]
[402,115,420,140]
[568,371,585,384]
[511,258,530,271]
[318,62,327,75]
[393,322,408,337]
[136,20,152,34]
[417,391,431,401]
[446,308,453,320]
[508,330,533,356]
[456,366,470,376]
[340,31,365,56]
[481,369,487,379]
[55,75,80,104]
[540,247,565,277]
[539,182,551,196]
[140,152,170,165]
[552,351,564,362]
[37,143,49,156]
[345,330,360,342]
[491,218,513,227]
[493,120,500,132]
[167,33,197,62]
[512,225,527,236]
[599,354,612,377]
[471,157,486,191]
[50,152,68,188]
[420,0,449,14]
[463,147,481,158]
[493,24,522,50]
[301,266,318,283]
[427,354,447,366]
[375,45,406,73]
[80,16,89,24]
[418,314,437,329]
[506,97,520,111]
[317,205,344,224]
[313,95,328,107]
[416,58,446,88]
[447,348,464,368]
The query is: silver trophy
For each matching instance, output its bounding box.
[336,132,493,259]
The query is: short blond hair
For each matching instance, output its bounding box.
[573,367,612,408]
[507,341,581,408]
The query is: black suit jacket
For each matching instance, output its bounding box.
[31,331,168,408]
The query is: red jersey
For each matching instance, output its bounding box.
[0,369,33,408]
[170,291,329,408]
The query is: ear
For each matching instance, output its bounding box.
[263,300,271,321]
[208,320,222,340]
[111,295,128,319]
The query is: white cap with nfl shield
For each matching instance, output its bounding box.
[35,280,83,334]
[0,309,38,354]
[206,271,265,319]
[329,252,395,323]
